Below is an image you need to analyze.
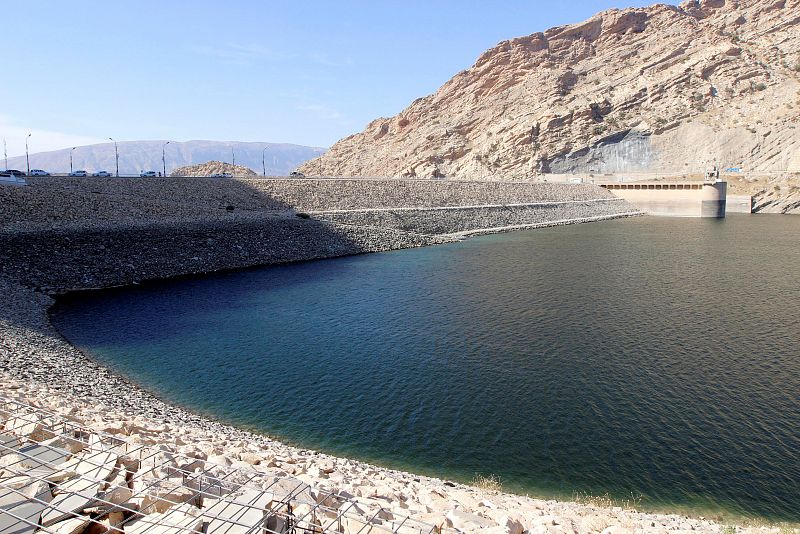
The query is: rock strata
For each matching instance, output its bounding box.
[726,172,800,214]
[302,0,800,181]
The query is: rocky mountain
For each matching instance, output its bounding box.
[8,140,324,176]
[171,161,257,177]
[727,172,800,212]
[302,0,800,181]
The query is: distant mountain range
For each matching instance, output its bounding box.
[5,140,325,176]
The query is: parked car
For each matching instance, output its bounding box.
[0,171,26,184]
[68,170,88,177]
[289,171,305,177]
[3,169,26,177]
[210,172,232,178]
[29,169,50,176]
[92,170,112,177]
[140,170,157,177]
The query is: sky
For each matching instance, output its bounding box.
[1,0,676,158]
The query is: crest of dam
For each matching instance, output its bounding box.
[546,130,655,174]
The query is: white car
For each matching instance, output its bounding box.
[92,170,112,177]
[29,169,50,176]
[0,172,26,185]
[69,170,88,177]
[140,170,157,177]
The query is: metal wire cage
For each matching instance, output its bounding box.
[0,396,440,534]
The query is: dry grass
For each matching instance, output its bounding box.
[471,473,503,493]
[571,490,642,511]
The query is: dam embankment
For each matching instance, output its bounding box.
[0,177,639,292]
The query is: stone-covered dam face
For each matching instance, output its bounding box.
[0,177,640,292]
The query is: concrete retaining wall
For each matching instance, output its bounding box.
[727,194,753,213]
[546,131,656,174]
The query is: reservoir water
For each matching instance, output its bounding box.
[52,215,800,522]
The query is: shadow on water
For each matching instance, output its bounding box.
[0,177,397,456]
[0,176,372,340]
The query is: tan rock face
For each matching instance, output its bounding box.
[301,0,800,179]
[170,161,257,177]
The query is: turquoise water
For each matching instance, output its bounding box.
[52,215,800,521]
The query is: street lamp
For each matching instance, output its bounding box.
[70,147,76,174]
[3,138,7,171]
[25,133,31,176]
[108,138,119,177]
[162,141,170,177]
[262,146,268,177]
[231,148,235,176]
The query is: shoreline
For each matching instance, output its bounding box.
[3,278,789,534]
[41,227,795,531]
[1,178,790,532]
[0,238,789,533]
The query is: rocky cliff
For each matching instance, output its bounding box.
[302,0,800,182]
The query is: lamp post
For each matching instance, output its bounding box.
[3,138,7,171]
[25,134,31,176]
[108,138,119,177]
[69,147,76,175]
[162,141,170,177]
[231,148,235,176]
[262,146,268,177]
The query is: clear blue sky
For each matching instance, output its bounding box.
[1,0,674,157]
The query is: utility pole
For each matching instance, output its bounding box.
[262,146,268,177]
[108,138,119,177]
[162,141,170,177]
[70,147,76,174]
[25,133,31,175]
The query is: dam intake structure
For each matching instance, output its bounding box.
[598,180,727,218]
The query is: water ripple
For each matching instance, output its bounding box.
[53,215,800,522]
